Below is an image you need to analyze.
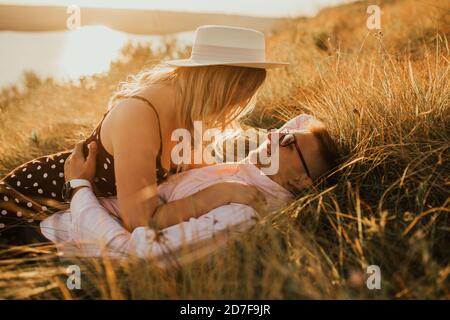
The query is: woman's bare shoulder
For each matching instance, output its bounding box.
[102,83,176,142]
[109,97,160,129]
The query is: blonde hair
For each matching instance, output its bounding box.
[109,62,267,135]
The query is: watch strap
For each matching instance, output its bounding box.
[69,179,92,189]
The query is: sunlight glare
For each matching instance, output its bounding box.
[59,25,127,79]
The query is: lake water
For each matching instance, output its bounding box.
[0,26,194,89]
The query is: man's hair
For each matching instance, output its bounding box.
[308,121,341,187]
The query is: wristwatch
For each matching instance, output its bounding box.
[62,179,92,202]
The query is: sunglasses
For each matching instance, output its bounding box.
[278,130,312,179]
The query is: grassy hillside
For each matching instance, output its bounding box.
[0,0,449,299]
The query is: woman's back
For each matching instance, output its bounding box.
[83,86,178,197]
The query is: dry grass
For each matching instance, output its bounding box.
[0,0,449,299]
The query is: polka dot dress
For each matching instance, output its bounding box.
[0,152,71,246]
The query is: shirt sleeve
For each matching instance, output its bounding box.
[69,187,139,257]
[69,187,258,262]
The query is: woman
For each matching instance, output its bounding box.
[0,25,289,246]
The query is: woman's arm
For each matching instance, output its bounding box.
[108,98,162,231]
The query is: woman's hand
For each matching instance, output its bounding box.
[213,181,268,213]
[64,141,98,183]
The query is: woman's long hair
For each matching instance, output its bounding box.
[109,62,267,135]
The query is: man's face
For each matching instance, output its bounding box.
[266,129,324,193]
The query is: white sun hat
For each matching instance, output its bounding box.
[164,25,289,69]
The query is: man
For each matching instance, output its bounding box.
[41,115,340,264]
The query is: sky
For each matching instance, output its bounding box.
[0,0,352,17]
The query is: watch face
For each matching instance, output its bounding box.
[62,182,72,202]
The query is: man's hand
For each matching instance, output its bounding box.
[64,141,98,183]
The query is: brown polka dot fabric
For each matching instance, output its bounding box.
[0,152,71,246]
